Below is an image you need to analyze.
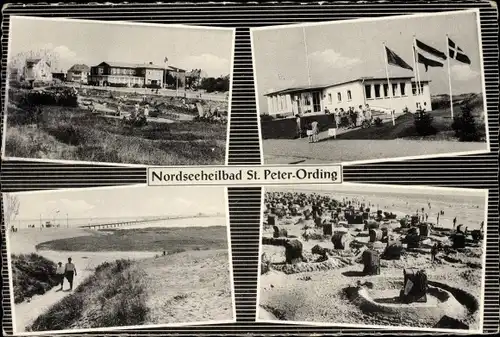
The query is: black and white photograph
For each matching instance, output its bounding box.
[3,16,233,166]
[253,10,489,165]
[258,184,486,332]
[4,186,234,334]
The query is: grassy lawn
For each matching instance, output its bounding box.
[11,253,60,304]
[336,107,486,142]
[5,93,227,165]
[35,226,228,253]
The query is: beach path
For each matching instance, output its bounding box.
[9,228,156,333]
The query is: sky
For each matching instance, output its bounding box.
[5,186,226,221]
[8,16,233,77]
[252,10,484,113]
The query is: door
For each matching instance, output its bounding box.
[312,91,321,113]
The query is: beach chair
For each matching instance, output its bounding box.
[400,269,428,303]
[196,102,205,117]
[362,250,380,275]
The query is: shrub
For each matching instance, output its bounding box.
[260,114,275,122]
[12,253,59,304]
[414,111,436,136]
[133,84,141,88]
[145,83,161,89]
[374,117,383,126]
[451,103,481,142]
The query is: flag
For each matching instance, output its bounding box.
[416,50,444,71]
[415,39,447,60]
[164,57,168,63]
[385,46,413,70]
[448,38,471,64]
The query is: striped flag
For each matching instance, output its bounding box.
[415,39,447,71]
[448,38,471,64]
[386,46,413,71]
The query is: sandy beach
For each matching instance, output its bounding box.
[259,188,485,331]
[7,216,232,332]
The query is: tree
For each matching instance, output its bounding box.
[414,111,436,136]
[4,194,20,228]
[8,49,60,78]
[452,103,481,142]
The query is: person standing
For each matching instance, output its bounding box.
[437,212,440,225]
[431,243,438,263]
[453,217,457,230]
[364,104,372,123]
[56,262,65,290]
[328,110,337,139]
[295,114,302,139]
[311,120,319,143]
[64,258,77,291]
[334,108,341,129]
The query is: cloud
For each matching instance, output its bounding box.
[308,49,362,69]
[178,53,230,77]
[38,43,82,71]
[42,198,95,216]
[451,64,479,81]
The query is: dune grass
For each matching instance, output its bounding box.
[28,259,148,331]
[5,102,226,165]
[11,253,60,304]
[35,226,228,252]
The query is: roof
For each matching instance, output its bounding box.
[264,76,430,96]
[68,64,90,72]
[25,58,51,67]
[96,61,166,70]
[167,66,186,72]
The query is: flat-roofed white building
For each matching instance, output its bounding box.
[264,76,431,116]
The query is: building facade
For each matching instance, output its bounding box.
[67,64,90,83]
[22,58,52,82]
[89,62,166,87]
[264,77,432,116]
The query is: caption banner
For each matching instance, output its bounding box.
[148,165,342,186]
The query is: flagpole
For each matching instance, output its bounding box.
[414,36,423,108]
[446,34,454,119]
[411,39,420,103]
[382,42,395,126]
[303,27,311,87]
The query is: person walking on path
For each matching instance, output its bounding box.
[56,262,65,291]
[64,258,77,291]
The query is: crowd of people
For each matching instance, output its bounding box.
[296,104,375,142]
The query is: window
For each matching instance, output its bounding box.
[383,84,389,97]
[328,93,332,104]
[347,90,352,101]
[337,92,342,102]
[374,84,381,98]
[392,83,399,96]
[400,82,406,96]
[365,84,372,99]
[412,82,417,95]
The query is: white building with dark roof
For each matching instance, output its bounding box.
[67,64,90,83]
[264,76,432,117]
